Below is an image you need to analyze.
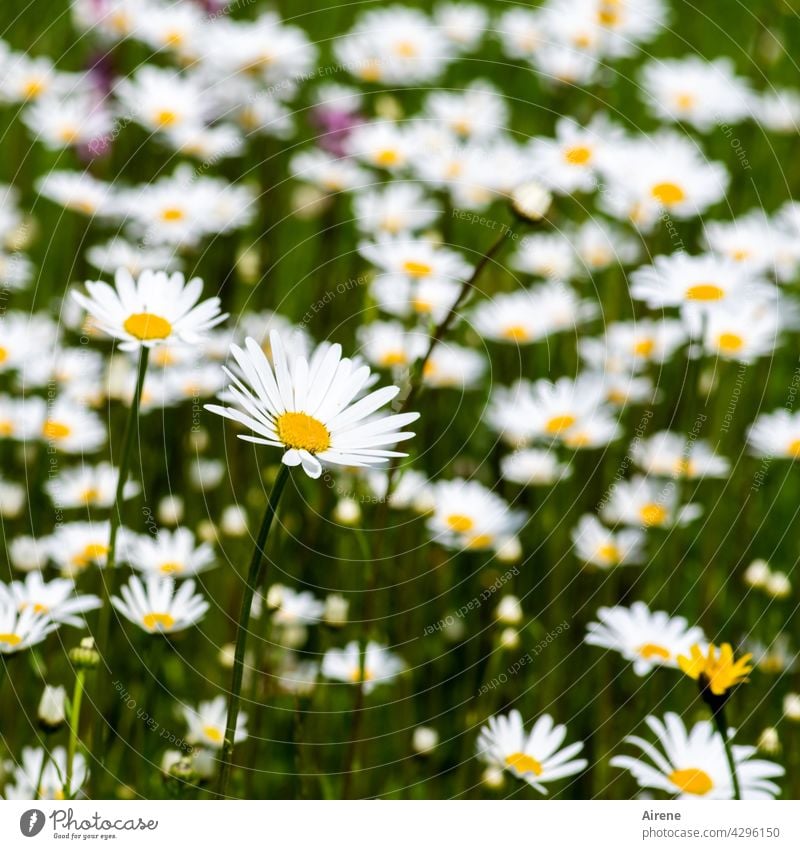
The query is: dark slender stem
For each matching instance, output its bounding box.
[712,705,742,800]
[96,345,150,651]
[217,464,291,798]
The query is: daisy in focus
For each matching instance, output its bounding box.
[111,575,209,634]
[206,331,420,480]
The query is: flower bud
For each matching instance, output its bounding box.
[482,765,505,789]
[324,593,349,628]
[157,495,184,526]
[38,685,67,731]
[69,637,100,670]
[766,571,791,599]
[499,627,520,650]
[510,180,552,222]
[783,692,800,721]
[333,497,361,526]
[495,536,522,563]
[220,505,248,537]
[496,595,523,626]
[412,726,439,756]
[743,559,770,588]
[757,727,781,755]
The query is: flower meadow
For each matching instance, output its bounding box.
[0,0,799,804]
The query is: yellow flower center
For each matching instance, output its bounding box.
[375,149,400,167]
[155,109,179,128]
[349,666,373,682]
[164,30,184,47]
[23,78,45,98]
[394,40,418,57]
[545,414,576,435]
[0,420,13,435]
[502,324,531,342]
[731,248,750,261]
[32,603,49,614]
[685,283,725,302]
[564,432,590,448]
[717,332,743,353]
[447,513,475,533]
[651,181,686,206]
[359,60,381,82]
[276,411,331,454]
[379,350,408,367]
[160,207,185,221]
[79,487,100,504]
[467,533,494,549]
[43,420,71,440]
[72,542,108,569]
[204,725,223,743]
[672,458,695,477]
[412,298,432,314]
[0,632,22,646]
[669,768,713,796]
[564,145,592,165]
[402,260,433,278]
[123,312,173,341]
[640,503,668,527]
[597,8,620,27]
[638,643,671,660]
[596,542,621,564]
[0,345,7,362]
[787,439,800,458]
[674,92,696,110]
[633,338,654,357]
[505,752,543,777]
[159,561,184,574]
[59,126,79,143]
[142,612,176,630]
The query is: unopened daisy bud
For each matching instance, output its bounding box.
[374,94,403,121]
[333,497,361,526]
[757,726,781,755]
[157,495,184,526]
[496,595,523,626]
[38,685,67,731]
[277,623,307,649]
[783,692,800,721]
[324,593,349,628]
[482,765,505,789]
[161,749,183,775]
[291,185,331,220]
[220,504,248,536]
[167,755,196,785]
[443,614,466,642]
[190,458,224,491]
[766,571,791,599]
[219,642,236,669]
[235,245,261,284]
[744,559,771,588]
[196,519,218,544]
[69,637,100,670]
[510,180,552,223]
[495,536,522,563]
[412,726,439,756]
[188,426,209,452]
[499,627,520,650]
[266,584,286,611]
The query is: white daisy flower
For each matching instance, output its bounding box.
[611,713,784,799]
[0,596,59,654]
[206,331,420,480]
[115,66,209,134]
[47,521,112,577]
[579,320,686,374]
[23,92,113,149]
[290,149,370,194]
[346,122,416,171]
[571,515,645,568]
[0,394,44,440]
[755,88,800,133]
[496,8,544,60]
[477,710,587,794]
[500,448,571,486]
[585,602,705,674]
[631,431,730,479]
[72,268,227,351]
[44,462,139,509]
[39,400,107,455]
[0,572,101,627]
[433,2,487,50]
[86,239,182,278]
[111,574,209,634]
[353,183,441,236]
[747,409,800,460]
[422,343,486,390]
[322,640,405,693]
[181,695,247,750]
[3,745,88,800]
[359,235,471,286]
[512,233,578,281]
[269,586,325,626]
[424,81,508,141]
[123,527,215,578]
[36,170,114,217]
[357,320,427,370]
[573,218,641,272]
[601,476,702,529]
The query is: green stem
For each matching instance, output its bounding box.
[217,463,291,798]
[66,669,86,799]
[97,345,151,650]
[713,706,742,800]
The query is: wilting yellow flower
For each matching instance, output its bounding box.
[678,643,752,696]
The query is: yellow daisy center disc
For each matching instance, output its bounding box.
[276,412,331,454]
[124,312,173,341]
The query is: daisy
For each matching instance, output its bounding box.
[352,183,440,236]
[72,268,227,351]
[747,409,800,459]
[371,274,462,324]
[290,149,369,194]
[44,462,139,509]
[359,235,471,286]
[357,321,427,370]
[580,320,686,373]
[182,696,248,750]
[631,431,730,479]
[422,343,486,390]
[322,640,405,693]
[571,516,645,568]
[601,476,702,528]
[500,448,571,486]
[755,88,800,133]
[630,252,772,314]
[433,3,488,51]
[206,331,420,480]
[346,122,415,171]
[111,574,209,634]
[611,713,783,799]
[38,400,107,454]
[3,746,88,800]
[0,250,33,291]
[477,710,587,794]
[424,81,508,141]
[47,521,112,577]
[496,7,544,59]
[86,239,182,277]
[640,56,752,131]
[115,67,208,134]
[512,233,578,281]
[0,573,101,627]
[0,479,25,517]
[269,586,325,626]
[123,527,215,578]
[22,93,113,150]
[427,478,525,551]
[0,597,59,654]
[0,54,60,102]
[36,171,114,217]
[573,218,640,272]
[585,602,705,675]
